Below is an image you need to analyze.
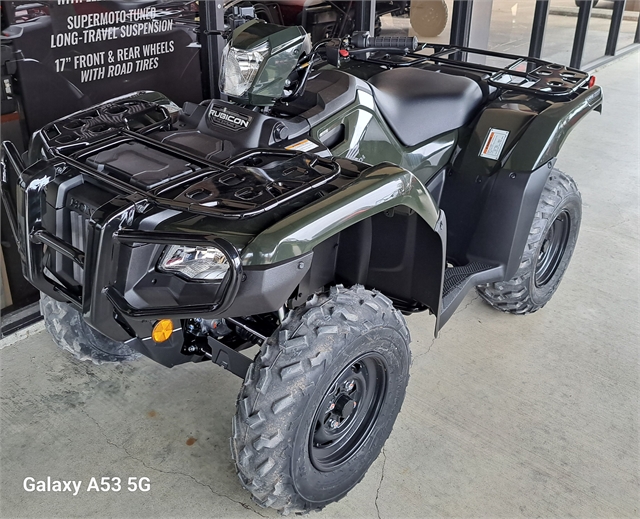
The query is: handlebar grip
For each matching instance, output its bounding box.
[352,31,418,51]
[371,36,418,51]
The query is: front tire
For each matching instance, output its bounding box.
[477,169,582,314]
[231,285,411,514]
[40,293,140,364]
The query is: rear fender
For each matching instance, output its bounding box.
[443,85,602,268]
[506,85,603,171]
[452,85,603,182]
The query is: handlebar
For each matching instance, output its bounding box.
[281,32,418,103]
[351,31,418,52]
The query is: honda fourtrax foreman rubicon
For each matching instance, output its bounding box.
[2,20,602,514]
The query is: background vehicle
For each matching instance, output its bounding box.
[0,0,203,135]
[235,0,382,41]
[2,21,602,513]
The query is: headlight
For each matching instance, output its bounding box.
[158,245,229,281]
[219,41,269,97]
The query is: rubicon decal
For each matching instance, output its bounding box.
[208,107,252,131]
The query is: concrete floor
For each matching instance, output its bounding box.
[1,52,639,519]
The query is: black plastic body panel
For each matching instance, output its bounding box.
[292,209,445,318]
[274,69,359,127]
[86,141,199,190]
[425,167,447,206]
[468,163,552,280]
[441,160,554,279]
[222,253,313,317]
[146,70,359,162]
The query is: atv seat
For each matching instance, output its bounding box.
[368,68,484,147]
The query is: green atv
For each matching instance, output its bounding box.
[2,19,602,514]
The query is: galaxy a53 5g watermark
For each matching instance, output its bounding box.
[23,476,151,495]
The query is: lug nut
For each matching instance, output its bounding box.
[344,380,355,391]
[327,402,335,412]
[329,419,340,429]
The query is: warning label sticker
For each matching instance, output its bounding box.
[285,139,318,153]
[479,128,510,160]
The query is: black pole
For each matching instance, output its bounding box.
[636,7,640,43]
[605,0,627,55]
[199,1,225,100]
[354,0,374,33]
[529,0,550,58]
[2,2,16,26]
[450,0,474,47]
[570,0,593,68]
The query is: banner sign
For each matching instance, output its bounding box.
[5,0,203,134]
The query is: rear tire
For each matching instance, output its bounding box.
[40,293,140,364]
[476,170,582,314]
[231,285,411,513]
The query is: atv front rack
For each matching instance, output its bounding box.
[365,44,591,99]
[32,95,343,220]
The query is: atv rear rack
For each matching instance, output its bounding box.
[365,44,591,99]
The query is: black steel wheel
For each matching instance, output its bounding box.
[477,169,582,314]
[40,293,140,364]
[535,210,571,287]
[310,353,388,472]
[232,285,411,514]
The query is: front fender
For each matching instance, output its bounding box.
[240,163,442,266]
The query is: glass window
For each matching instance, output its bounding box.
[581,5,615,65]
[615,5,639,50]
[483,1,536,57]
[377,0,454,45]
[543,0,632,67]
[543,0,584,65]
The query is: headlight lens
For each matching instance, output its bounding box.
[219,41,269,97]
[158,245,229,281]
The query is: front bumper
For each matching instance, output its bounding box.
[18,171,238,363]
[5,150,311,367]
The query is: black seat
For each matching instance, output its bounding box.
[368,68,484,147]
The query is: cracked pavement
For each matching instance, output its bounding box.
[374,448,386,519]
[79,408,268,519]
[1,49,638,519]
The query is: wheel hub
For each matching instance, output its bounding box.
[322,384,360,431]
[309,354,387,472]
[535,210,571,287]
[335,394,357,420]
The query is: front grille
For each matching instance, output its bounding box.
[59,179,114,288]
[69,209,89,284]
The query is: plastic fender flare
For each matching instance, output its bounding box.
[505,85,603,171]
[240,163,442,266]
